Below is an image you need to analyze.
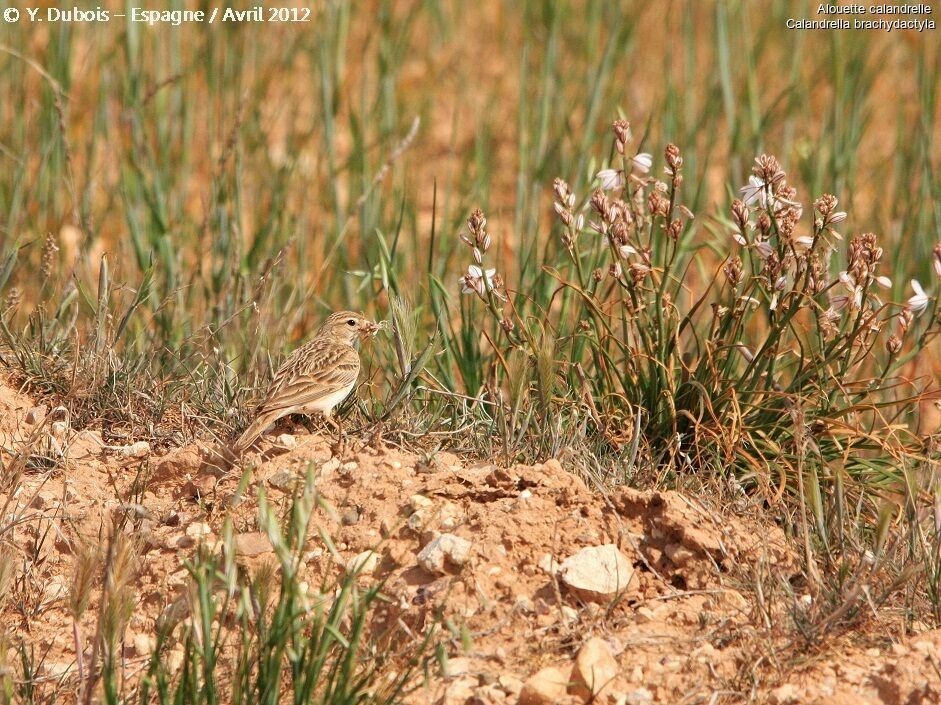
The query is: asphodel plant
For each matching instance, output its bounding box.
[461,119,941,501]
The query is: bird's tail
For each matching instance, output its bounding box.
[232,412,276,455]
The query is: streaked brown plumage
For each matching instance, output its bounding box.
[232,311,380,454]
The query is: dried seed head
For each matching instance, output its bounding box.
[814,194,838,216]
[731,199,750,231]
[499,317,515,334]
[886,335,903,355]
[629,262,650,284]
[70,542,99,619]
[809,256,828,293]
[589,188,608,216]
[723,256,743,288]
[553,178,572,205]
[592,268,604,282]
[819,308,840,338]
[3,287,21,315]
[664,144,683,173]
[40,232,59,279]
[753,154,783,184]
[467,208,486,236]
[647,190,669,218]
[777,209,800,238]
[898,308,915,333]
[610,220,629,245]
[757,212,772,236]
[554,201,574,227]
[609,262,623,279]
[847,233,883,282]
[612,119,631,154]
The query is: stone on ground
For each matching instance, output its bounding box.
[559,544,634,602]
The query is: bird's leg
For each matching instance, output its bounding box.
[323,412,345,457]
[297,414,317,435]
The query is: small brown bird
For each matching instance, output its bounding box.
[232,311,381,454]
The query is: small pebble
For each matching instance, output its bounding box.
[276,433,296,449]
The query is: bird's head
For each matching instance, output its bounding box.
[319,311,382,344]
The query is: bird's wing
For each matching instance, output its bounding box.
[259,341,360,413]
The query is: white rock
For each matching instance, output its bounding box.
[166,648,185,673]
[346,550,379,575]
[438,501,464,531]
[417,533,472,574]
[440,675,477,705]
[409,494,434,511]
[623,688,654,705]
[559,544,634,602]
[519,666,571,705]
[25,405,47,425]
[442,656,475,678]
[570,636,619,701]
[133,633,156,657]
[50,421,69,440]
[116,441,151,458]
[186,522,212,539]
[235,532,273,557]
[276,433,296,449]
[537,553,560,575]
[768,683,801,705]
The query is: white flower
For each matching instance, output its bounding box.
[830,294,849,311]
[740,176,767,206]
[874,275,892,289]
[740,175,802,217]
[829,211,847,224]
[732,231,748,247]
[838,272,863,309]
[794,235,815,252]
[460,265,496,297]
[754,240,773,259]
[596,168,625,191]
[631,153,653,174]
[618,244,637,259]
[906,279,929,315]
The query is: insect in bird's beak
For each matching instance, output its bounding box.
[365,320,385,336]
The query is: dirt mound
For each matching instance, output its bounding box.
[0,376,934,704]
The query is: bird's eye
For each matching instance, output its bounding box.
[347,319,356,326]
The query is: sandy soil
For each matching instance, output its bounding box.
[1,377,939,704]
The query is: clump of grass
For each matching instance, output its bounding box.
[461,120,938,487]
[135,464,431,705]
